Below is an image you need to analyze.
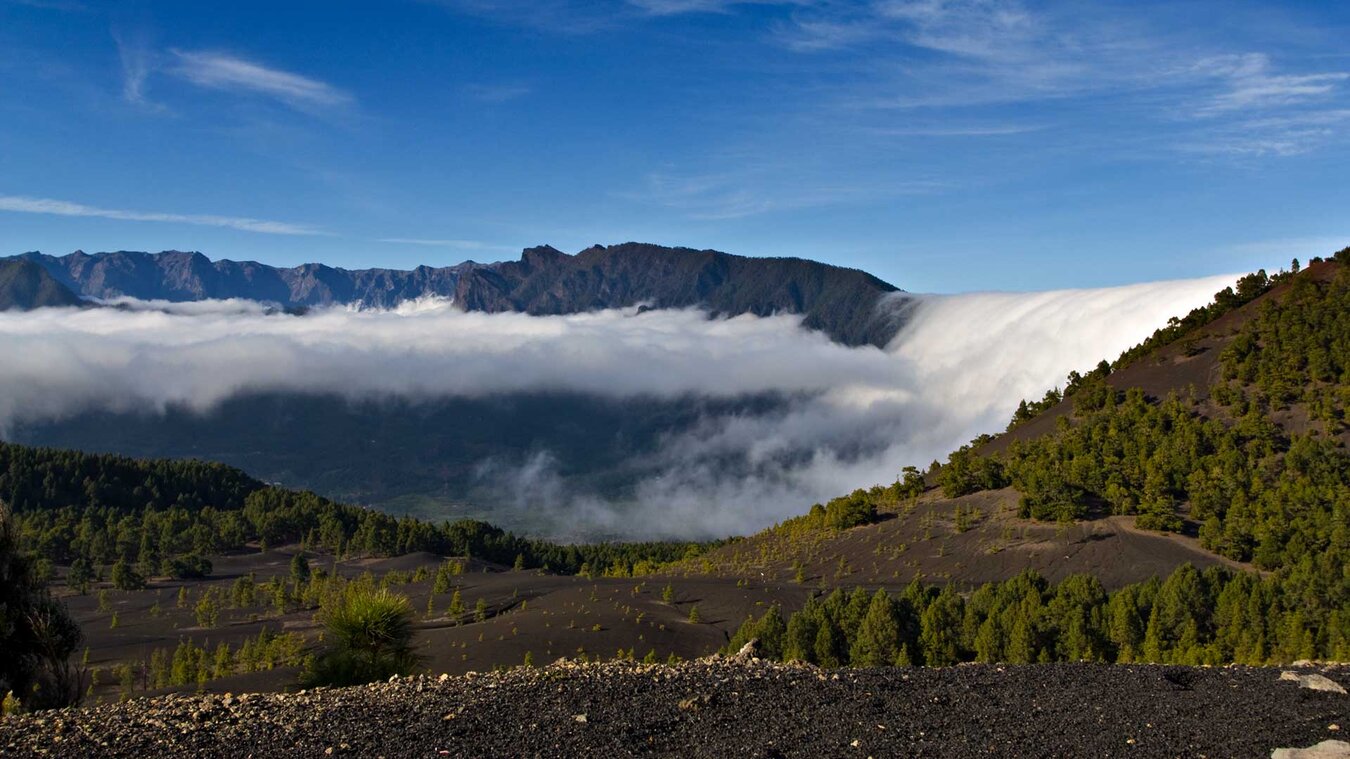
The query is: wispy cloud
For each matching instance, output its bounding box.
[778,0,1045,60]
[5,0,87,10]
[1194,53,1348,114]
[1183,109,1350,157]
[777,0,1146,110]
[877,0,1039,60]
[864,123,1044,137]
[111,27,159,107]
[425,0,618,34]
[378,238,511,251]
[625,0,731,14]
[625,0,793,16]
[776,16,878,52]
[464,83,533,103]
[635,170,948,220]
[432,0,799,30]
[169,50,353,110]
[0,195,326,235]
[105,38,354,115]
[766,0,1350,162]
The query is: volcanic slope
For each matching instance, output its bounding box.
[682,254,1350,591]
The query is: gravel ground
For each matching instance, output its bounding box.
[1,660,1346,758]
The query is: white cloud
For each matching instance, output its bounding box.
[169,50,353,110]
[1194,53,1347,115]
[0,195,326,236]
[426,0,617,34]
[625,0,733,14]
[625,0,799,16]
[0,273,1236,538]
[778,0,1111,106]
[633,170,947,220]
[378,238,512,251]
[111,27,156,106]
[863,123,1043,137]
[876,0,1038,60]
[1181,107,1350,157]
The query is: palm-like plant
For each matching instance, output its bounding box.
[302,586,419,687]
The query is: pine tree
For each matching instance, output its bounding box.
[814,619,844,667]
[919,587,963,666]
[849,590,900,667]
[67,557,93,594]
[290,553,310,585]
[784,602,821,663]
[973,617,1002,662]
[111,559,145,591]
[1007,611,1036,664]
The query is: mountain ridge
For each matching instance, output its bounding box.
[10,243,903,347]
[0,258,84,310]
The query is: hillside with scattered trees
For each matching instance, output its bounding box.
[700,250,1350,664]
[2,250,1348,716]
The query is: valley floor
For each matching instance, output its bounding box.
[3,659,1346,758]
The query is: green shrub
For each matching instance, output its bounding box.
[110,559,146,591]
[302,587,419,687]
[166,554,212,580]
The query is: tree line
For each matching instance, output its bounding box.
[1,443,711,582]
[729,563,1350,667]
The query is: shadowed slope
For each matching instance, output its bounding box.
[0,258,83,310]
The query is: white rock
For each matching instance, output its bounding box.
[1271,739,1350,759]
[1280,672,1348,694]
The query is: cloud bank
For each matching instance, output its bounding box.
[0,273,1235,538]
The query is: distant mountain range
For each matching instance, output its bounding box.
[1,241,912,533]
[5,243,905,347]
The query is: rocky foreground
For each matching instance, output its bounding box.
[2,659,1347,758]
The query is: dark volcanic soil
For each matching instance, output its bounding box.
[3,660,1345,758]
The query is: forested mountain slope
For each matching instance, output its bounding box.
[691,250,1350,665]
[951,255,1349,568]
[0,442,707,581]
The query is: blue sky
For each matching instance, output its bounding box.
[0,0,1347,292]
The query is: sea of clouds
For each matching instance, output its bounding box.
[0,274,1236,538]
